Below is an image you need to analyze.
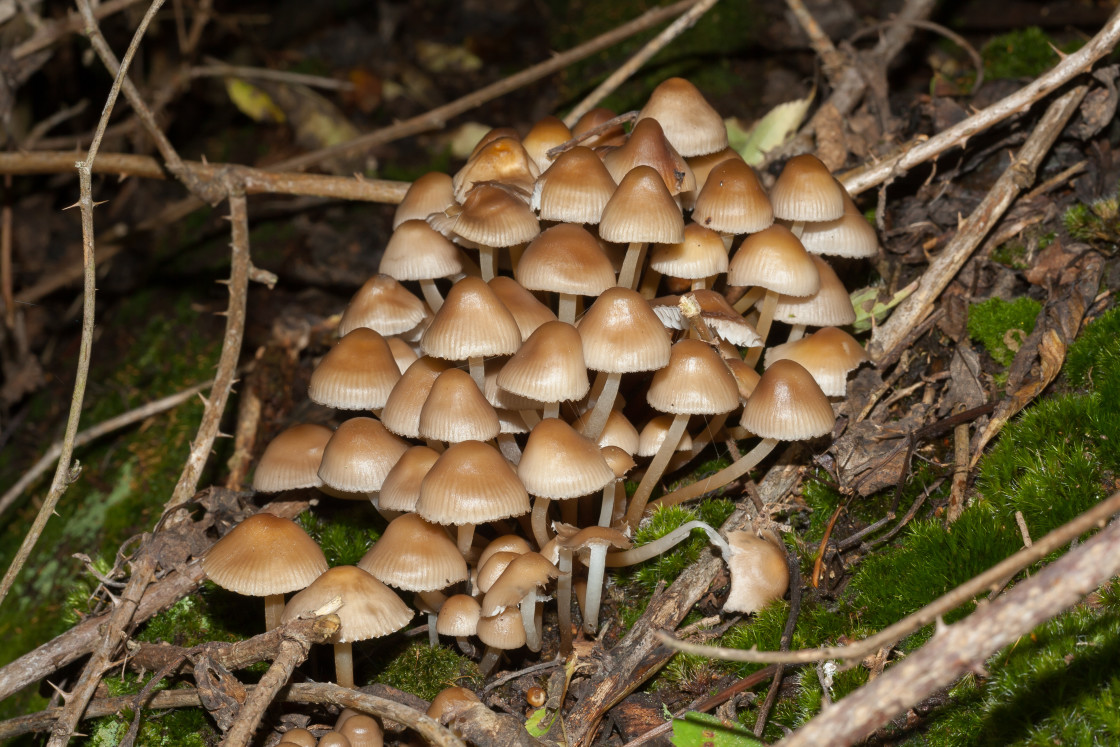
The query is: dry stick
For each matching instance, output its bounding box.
[842,5,1120,200]
[1,176,12,328]
[783,0,848,86]
[0,0,163,613]
[276,0,705,173]
[866,84,1088,361]
[563,0,721,126]
[220,626,330,747]
[658,489,1120,667]
[12,0,145,60]
[1,683,465,747]
[780,512,1120,747]
[848,18,985,91]
[0,378,215,518]
[0,152,410,204]
[191,60,357,91]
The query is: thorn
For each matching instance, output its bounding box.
[197,393,211,407]
[216,431,234,439]
[46,680,71,701]
[93,199,109,207]
[214,310,229,317]
[62,201,81,211]
[1049,42,1068,61]
[215,278,230,286]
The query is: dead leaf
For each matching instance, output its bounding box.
[939,344,986,416]
[1025,237,1078,287]
[191,655,246,732]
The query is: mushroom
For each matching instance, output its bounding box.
[723,529,790,614]
[476,606,526,676]
[599,165,685,290]
[252,423,332,493]
[496,321,589,420]
[515,223,615,323]
[480,551,558,652]
[280,566,412,688]
[202,512,328,630]
[378,219,462,312]
[565,526,631,634]
[309,328,401,412]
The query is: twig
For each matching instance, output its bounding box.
[12,0,145,60]
[191,60,356,91]
[0,151,410,204]
[0,377,216,518]
[47,550,157,746]
[810,503,845,588]
[220,617,341,747]
[848,18,984,92]
[843,6,1120,198]
[563,0,721,125]
[784,0,847,87]
[657,489,1120,666]
[1,175,12,328]
[0,0,163,612]
[275,0,707,172]
[481,658,564,694]
[868,85,1089,361]
[753,549,803,737]
[162,188,251,516]
[779,511,1120,747]
[2,682,465,746]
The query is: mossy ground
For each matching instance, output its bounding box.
[0,287,226,727]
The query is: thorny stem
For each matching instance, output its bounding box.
[0,0,165,611]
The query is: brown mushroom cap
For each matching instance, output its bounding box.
[647,338,740,416]
[379,219,463,281]
[436,182,541,247]
[636,77,728,157]
[637,414,695,458]
[378,445,440,512]
[358,513,468,592]
[477,534,533,570]
[253,423,332,492]
[575,408,640,455]
[417,440,531,525]
[280,566,412,644]
[309,328,401,411]
[436,593,482,637]
[278,728,318,747]
[481,552,559,616]
[650,223,729,280]
[421,276,523,361]
[419,368,501,443]
[769,154,845,223]
[496,321,589,404]
[794,187,879,258]
[691,159,774,235]
[764,326,870,397]
[380,356,452,439]
[476,551,521,593]
[723,530,789,614]
[317,417,409,493]
[339,274,429,337]
[477,608,527,650]
[519,418,615,499]
[598,165,685,245]
[728,224,820,297]
[515,223,616,297]
[602,118,695,195]
[531,146,617,224]
[452,136,539,202]
[488,276,556,341]
[393,171,455,229]
[338,714,384,747]
[577,287,671,373]
[203,513,328,596]
[739,359,834,440]
[427,686,482,720]
[522,115,573,172]
[766,255,857,327]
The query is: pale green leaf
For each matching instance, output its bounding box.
[726,94,813,166]
[670,711,764,746]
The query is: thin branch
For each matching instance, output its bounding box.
[867,84,1088,360]
[275,0,707,173]
[0,151,410,204]
[658,489,1120,666]
[0,377,216,518]
[12,0,145,60]
[780,513,1120,747]
[191,60,356,91]
[848,18,984,92]
[0,0,163,610]
[784,0,847,87]
[2,683,466,746]
[563,0,721,126]
[842,4,1120,197]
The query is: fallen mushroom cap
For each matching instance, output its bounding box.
[723,530,789,614]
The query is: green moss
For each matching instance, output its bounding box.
[967,297,1041,366]
[1063,192,1120,250]
[370,640,481,700]
[297,504,382,567]
[981,28,1082,80]
[990,242,1029,270]
[1065,306,1120,390]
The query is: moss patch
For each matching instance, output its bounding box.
[967,296,1041,366]
[370,639,481,701]
[981,27,1082,80]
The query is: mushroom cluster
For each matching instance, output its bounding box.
[218,77,878,685]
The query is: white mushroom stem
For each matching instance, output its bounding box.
[419,279,444,311]
[744,289,778,367]
[264,594,285,631]
[617,242,647,289]
[521,591,543,652]
[598,485,614,528]
[519,409,542,428]
[458,523,477,558]
[638,267,661,299]
[468,356,486,392]
[787,324,808,342]
[581,371,622,441]
[623,412,690,529]
[582,543,609,634]
[557,548,574,654]
[649,437,780,513]
[479,646,502,676]
[479,245,497,281]
[497,433,522,464]
[604,520,731,567]
[671,413,731,469]
[334,641,355,689]
[418,590,446,648]
[543,401,560,420]
[531,497,552,549]
[557,293,578,325]
[732,285,764,314]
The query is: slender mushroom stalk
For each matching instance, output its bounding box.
[743,289,778,367]
[580,371,622,441]
[264,595,285,632]
[603,520,730,567]
[624,412,689,528]
[567,527,632,635]
[650,437,779,513]
[617,242,648,289]
[418,279,445,311]
[521,589,544,652]
[531,497,552,549]
[556,546,574,654]
[557,292,578,325]
[333,641,356,689]
[732,285,764,314]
